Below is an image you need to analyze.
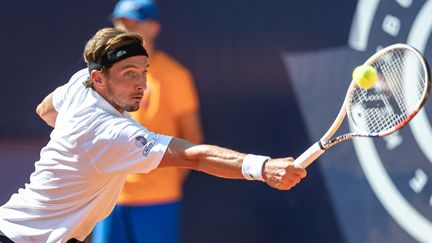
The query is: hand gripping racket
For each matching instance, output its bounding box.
[294,43,431,168]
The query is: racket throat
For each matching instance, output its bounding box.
[294,141,326,168]
[317,140,326,150]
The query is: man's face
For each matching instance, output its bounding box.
[114,18,158,43]
[102,55,149,113]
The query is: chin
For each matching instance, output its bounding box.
[124,105,140,112]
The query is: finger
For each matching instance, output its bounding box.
[282,171,303,182]
[286,166,307,178]
[281,176,300,186]
[277,182,295,190]
[266,180,282,189]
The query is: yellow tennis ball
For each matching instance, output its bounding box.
[352,65,378,89]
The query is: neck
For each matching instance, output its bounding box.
[93,86,125,114]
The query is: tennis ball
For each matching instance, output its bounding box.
[352,65,378,89]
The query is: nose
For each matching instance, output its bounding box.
[136,75,147,92]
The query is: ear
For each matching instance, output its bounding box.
[90,70,105,89]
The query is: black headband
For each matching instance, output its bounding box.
[87,42,148,72]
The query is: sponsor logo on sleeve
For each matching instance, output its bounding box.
[142,138,157,157]
[134,136,147,148]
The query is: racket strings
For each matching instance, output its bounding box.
[348,48,427,134]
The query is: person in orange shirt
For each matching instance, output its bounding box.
[92,0,204,242]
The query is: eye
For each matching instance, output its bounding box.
[124,71,137,79]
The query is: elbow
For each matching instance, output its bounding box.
[159,139,202,170]
[36,103,44,118]
[35,93,57,128]
[36,102,56,127]
[36,102,50,119]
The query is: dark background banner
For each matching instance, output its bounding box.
[284,0,432,242]
[2,0,430,242]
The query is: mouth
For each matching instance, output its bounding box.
[131,94,143,102]
[131,93,143,98]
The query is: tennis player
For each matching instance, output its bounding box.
[93,1,205,242]
[0,27,306,243]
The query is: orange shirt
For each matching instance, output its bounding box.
[117,51,199,205]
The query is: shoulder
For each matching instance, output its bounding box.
[70,68,90,82]
[52,68,90,113]
[60,68,90,96]
[65,68,90,88]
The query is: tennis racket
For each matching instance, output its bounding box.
[294,43,431,168]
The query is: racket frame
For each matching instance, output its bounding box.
[294,43,431,168]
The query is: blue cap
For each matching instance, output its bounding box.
[112,0,159,21]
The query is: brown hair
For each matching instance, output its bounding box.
[82,27,143,88]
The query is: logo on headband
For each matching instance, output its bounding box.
[116,50,127,58]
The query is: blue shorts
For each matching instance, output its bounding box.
[92,201,180,243]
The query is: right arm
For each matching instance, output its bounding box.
[36,92,57,128]
[158,138,307,190]
[36,69,88,128]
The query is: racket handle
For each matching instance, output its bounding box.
[293,142,325,168]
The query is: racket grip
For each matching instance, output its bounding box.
[293,142,325,168]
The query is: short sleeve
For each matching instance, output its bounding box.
[89,119,172,174]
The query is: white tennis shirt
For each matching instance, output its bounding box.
[0,69,172,243]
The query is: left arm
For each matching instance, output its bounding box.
[36,92,57,128]
[158,138,307,190]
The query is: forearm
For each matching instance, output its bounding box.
[159,138,307,190]
[160,139,245,179]
[187,144,245,179]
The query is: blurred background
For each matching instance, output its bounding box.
[1,0,431,242]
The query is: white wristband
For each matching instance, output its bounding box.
[241,154,270,181]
